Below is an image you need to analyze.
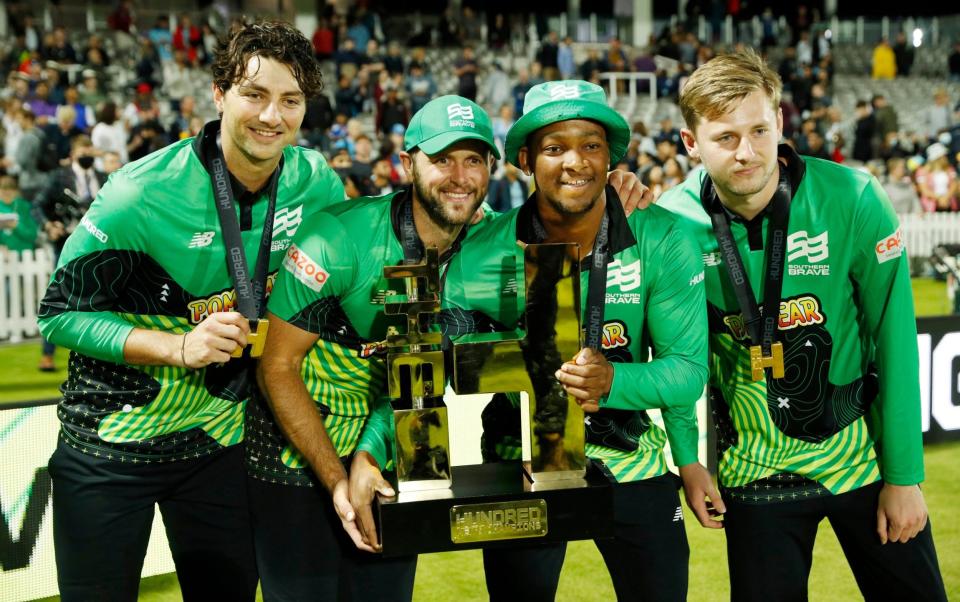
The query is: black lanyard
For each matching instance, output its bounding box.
[530,186,612,350]
[706,167,792,354]
[204,132,281,320]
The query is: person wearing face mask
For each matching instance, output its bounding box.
[31,135,106,371]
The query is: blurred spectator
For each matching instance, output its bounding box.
[77,70,106,108]
[200,23,218,65]
[489,14,510,51]
[406,63,437,114]
[370,159,395,196]
[26,81,57,125]
[654,116,685,156]
[662,157,685,191]
[301,93,335,150]
[481,62,511,116]
[168,95,197,143]
[792,63,814,113]
[454,46,479,101]
[31,134,104,370]
[805,130,831,160]
[148,17,173,62]
[558,36,575,80]
[164,50,195,109]
[872,37,896,79]
[922,88,954,142]
[603,38,628,73]
[377,85,409,137]
[384,42,405,76]
[102,151,122,175]
[107,1,134,34]
[492,104,515,157]
[462,7,483,43]
[346,15,372,52]
[950,42,960,82]
[83,45,109,79]
[538,32,560,81]
[917,143,959,212]
[644,164,665,199]
[3,107,47,201]
[512,68,533,117]
[487,162,528,213]
[127,106,166,161]
[852,100,877,162]
[62,87,93,133]
[528,62,546,87]
[134,39,163,90]
[313,18,336,61]
[655,137,688,172]
[437,7,463,47]
[123,83,160,129]
[334,38,363,79]
[173,14,203,66]
[44,66,68,106]
[883,158,922,214]
[45,27,78,64]
[796,31,813,67]
[45,105,82,163]
[872,94,899,144]
[893,31,914,77]
[778,46,798,93]
[0,174,39,252]
[760,8,777,50]
[352,134,375,180]
[580,48,604,82]
[91,101,128,169]
[334,75,363,118]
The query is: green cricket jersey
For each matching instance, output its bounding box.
[37,121,344,462]
[414,192,709,483]
[247,189,468,485]
[657,146,923,501]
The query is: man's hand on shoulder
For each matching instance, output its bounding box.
[877,483,928,544]
[607,169,654,215]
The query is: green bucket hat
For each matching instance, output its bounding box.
[404,95,501,159]
[504,80,630,167]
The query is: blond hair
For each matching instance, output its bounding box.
[679,49,782,131]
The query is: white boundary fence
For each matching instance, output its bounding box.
[1,248,53,343]
[0,212,957,344]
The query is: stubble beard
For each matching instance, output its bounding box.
[412,162,485,231]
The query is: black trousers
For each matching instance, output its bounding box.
[483,472,689,602]
[724,480,947,602]
[48,439,258,602]
[248,476,418,602]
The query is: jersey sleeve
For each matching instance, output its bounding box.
[603,221,709,412]
[266,211,356,333]
[355,397,395,470]
[37,170,151,363]
[850,176,924,485]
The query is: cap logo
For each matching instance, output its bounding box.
[549,84,582,100]
[447,103,476,128]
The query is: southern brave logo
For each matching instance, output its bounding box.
[188,231,215,248]
[447,103,476,128]
[606,259,641,292]
[549,84,581,100]
[787,230,830,276]
[273,205,303,238]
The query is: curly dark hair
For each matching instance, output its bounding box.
[211,19,324,98]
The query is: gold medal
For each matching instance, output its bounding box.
[750,342,784,381]
[231,319,270,358]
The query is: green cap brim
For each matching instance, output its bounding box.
[504,101,630,167]
[415,130,502,159]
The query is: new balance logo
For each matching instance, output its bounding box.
[273,205,303,237]
[787,230,830,276]
[672,506,684,522]
[188,231,215,248]
[549,84,581,100]
[607,259,641,292]
[703,252,722,267]
[447,103,475,127]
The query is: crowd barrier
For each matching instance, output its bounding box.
[1,248,53,343]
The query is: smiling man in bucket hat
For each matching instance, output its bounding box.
[441,79,721,601]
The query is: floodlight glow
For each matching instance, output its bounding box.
[913,28,923,48]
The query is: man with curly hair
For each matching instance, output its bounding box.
[37,19,343,600]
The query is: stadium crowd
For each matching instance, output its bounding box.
[1,2,960,352]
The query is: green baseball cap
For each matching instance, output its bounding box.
[504,80,630,167]
[403,95,501,159]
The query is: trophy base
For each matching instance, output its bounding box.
[376,459,614,557]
